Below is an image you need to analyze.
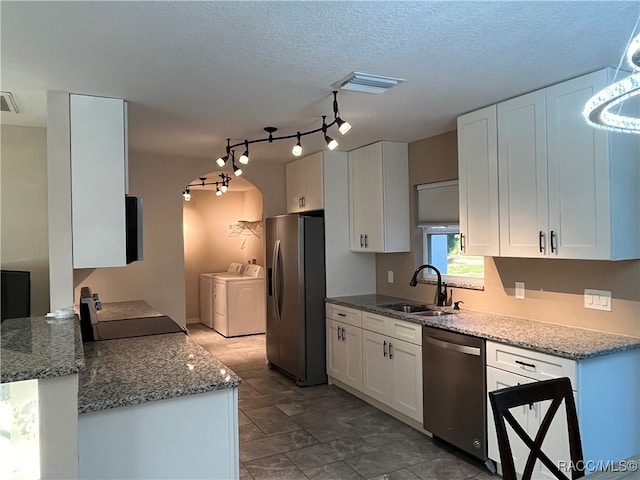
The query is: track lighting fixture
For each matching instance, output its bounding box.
[292,132,303,157]
[211,91,352,174]
[182,173,232,201]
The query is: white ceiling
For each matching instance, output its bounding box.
[1,1,638,169]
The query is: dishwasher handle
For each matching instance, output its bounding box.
[425,335,481,356]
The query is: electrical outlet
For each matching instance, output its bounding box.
[515,282,525,299]
[387,270,394,283]
[584,289,612,311]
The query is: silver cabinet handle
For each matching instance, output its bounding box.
[539,231,545,253]
[360,234,364,248]
[425,336,480,356]
[337,325,342,341]
[550,230,558,254]
[460,233,466,252]
[341,327,346,342]
[364,234,368,248]
[389,342,393,359]
[383,340,387,357]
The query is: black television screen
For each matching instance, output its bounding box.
[1,270,31,321]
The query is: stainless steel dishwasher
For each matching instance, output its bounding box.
[423,325,487,462]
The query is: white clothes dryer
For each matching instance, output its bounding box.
[199,263,244,327]
[212,264,265,337]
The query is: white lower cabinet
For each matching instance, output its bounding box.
[325,304,423,424]
[326,319,362,390]
[362,329,422,422]
[486,341,640,477]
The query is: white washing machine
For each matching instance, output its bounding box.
[199,263,244,328]
[212,264,265,337]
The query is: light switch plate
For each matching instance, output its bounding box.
[584,289,612,311]
[515,282,525,299]
[387,270,394,283]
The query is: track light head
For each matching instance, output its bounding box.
[325,135,338,150]
[239,140,249,164]
[336,117,352,135]
[183,187,191,202]
[216,186,222,196]
[221,183,228,193]
[292,132,303,156]
[216,155,228,167]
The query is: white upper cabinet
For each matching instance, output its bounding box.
[497,68,639,260]
[457,105,500,256]
[70,94,128,268]
[285,152,323,213]
[348,141,410,253]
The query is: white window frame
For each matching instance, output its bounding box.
[420,226,485,290]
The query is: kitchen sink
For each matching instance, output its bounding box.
[413,310,452,317]
[378,303,432,313]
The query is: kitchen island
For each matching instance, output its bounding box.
[2,314,242,479]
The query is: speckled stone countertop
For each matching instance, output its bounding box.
[96,300,162,322]
[78,332,241,414]
[1,316,85,383]
[327,295,640,360]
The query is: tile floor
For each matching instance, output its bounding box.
[188,323,497,480]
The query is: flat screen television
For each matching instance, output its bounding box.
[1,269,31,321]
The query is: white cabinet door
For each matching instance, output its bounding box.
[303,152,324,211]
[457,106,500,256]
[348,142,409,253]
[498,90,549,258]
[361,330,389,404]
[326,320,362,390]
[286,159,306,213]
[388,338,422,422]
[326,320,345,380]
[70,94,128,268]
[343,324,363,391]
[285,152,324,213]
[544,68,640,260]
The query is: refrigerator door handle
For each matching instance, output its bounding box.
[272,239,282,322]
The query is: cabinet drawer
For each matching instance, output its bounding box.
[326,304,362,328]
[362,312,388,335]
[362,312,422,345]
[387,318,422,346]
[486,341,577,388]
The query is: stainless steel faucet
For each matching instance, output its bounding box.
[409,264,447,306]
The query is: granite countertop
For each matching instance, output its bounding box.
[1,316,85,383]
[96,300,163,322]
[326,294,640,360]
[78,332,241,414]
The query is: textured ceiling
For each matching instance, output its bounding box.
[1,1,638,167]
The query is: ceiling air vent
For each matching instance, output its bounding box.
[333,72,405,94]
[1,92,19,113]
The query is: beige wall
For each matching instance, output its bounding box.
[183,187,264,322]
[376,131,640,337]
[74,153,283,327]
[1,125,50,315]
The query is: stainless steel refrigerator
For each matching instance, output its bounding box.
[266,213,327,386]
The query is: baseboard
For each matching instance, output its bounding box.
[186,317,201,324]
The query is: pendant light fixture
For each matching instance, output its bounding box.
[584,16,640,134]
[292,132,303,156]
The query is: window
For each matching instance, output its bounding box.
[417,181,484,289]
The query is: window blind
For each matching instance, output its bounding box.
[416,180,459,227]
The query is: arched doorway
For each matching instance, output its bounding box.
[182,172,264,325]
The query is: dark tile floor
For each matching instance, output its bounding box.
[188,323,497,480]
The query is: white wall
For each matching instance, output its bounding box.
[1,124,50,315]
